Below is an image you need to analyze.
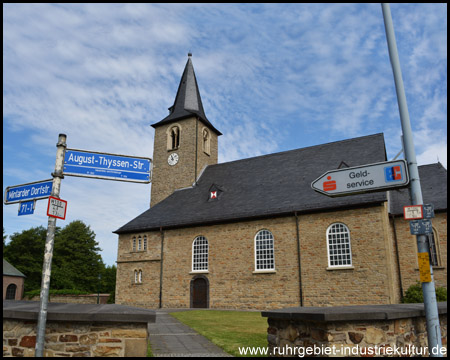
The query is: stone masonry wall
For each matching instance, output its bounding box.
[3,319,148,357]
[267,312,447,357]
[116,204,409,310]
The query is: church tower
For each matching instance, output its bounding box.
[150,54,222,207]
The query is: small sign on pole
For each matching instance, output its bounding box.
[409,219,433,236]
[18,200,36,216]
[422,204,435,219]
[403,205,423,220]
[47,196,67,220]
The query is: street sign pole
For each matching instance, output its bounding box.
[35,134,67,357]
[382,4,442,356]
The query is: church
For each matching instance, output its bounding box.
[114,55,447,310]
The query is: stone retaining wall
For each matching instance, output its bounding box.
[3,300,155,357]
[29,294,110,304]
[3,319,148,357]
[262,303,447,357]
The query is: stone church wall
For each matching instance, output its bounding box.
[115,204,447,310]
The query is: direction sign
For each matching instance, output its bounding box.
[47,196,67,220]
[4,179,53,204]
[311,160,409,197]
[63,149,152,183]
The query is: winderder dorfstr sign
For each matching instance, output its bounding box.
[311,160,409,197]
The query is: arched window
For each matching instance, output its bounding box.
[255,230,275,271]
[202,128,210,155]
[427,228,441,267]
[134,270,142,284]
[192,236,208,272]
[138,236,142,251]
[143,235,147,251]
[132,237,136,252]
[6,284,17,300]
[327,223,352,268]
[167,126,180,150]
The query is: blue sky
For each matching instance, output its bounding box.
[3,3,447,266]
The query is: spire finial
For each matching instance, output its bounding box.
[188,52,192,57]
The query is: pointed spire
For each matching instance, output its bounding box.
[151,54,222,135]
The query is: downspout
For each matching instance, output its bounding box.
[390,214,404,302]
[295,212,303,306]
[159,227,165,309]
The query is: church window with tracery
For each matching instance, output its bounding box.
[192,236,209,272]
[327,223,352,268]
[255,230,275,271]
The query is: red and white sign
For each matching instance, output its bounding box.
[403,205,423,220]
[210,191,217,199]
[47,196,67,220]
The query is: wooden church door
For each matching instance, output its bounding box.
[191,277,208,308]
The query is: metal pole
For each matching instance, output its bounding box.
[35,134,66,357]
[381,4,443,357]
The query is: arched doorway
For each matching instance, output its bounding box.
[190,275,209,308]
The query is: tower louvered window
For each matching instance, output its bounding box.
[170,126,180,150]
[327,223,352,267]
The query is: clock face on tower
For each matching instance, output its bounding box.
[168,153,179,166]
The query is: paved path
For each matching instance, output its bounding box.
[148,310,232,357]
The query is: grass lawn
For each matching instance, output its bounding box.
[169,310,268,357]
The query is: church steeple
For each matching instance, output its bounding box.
[151,53,222,135]
[149,54,221,207]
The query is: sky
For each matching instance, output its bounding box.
[3,3,447,267]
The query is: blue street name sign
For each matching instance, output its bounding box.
[63,149,152,183]
[18,200,35,216]
[4,179,53,205]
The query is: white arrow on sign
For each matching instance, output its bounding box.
[311,160,409,197]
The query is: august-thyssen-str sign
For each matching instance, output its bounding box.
[63,149,151,183]
[311,160,409,197]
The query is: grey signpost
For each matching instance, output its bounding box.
[382,4,442,356]
[382,3,442,356]
[35,133,67,357]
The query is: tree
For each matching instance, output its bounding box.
[4,226,48,291]
[52,220,104,292]
[4,220,108,294]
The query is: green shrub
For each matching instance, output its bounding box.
[402,282,447,303]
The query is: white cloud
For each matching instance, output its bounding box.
[3,3,446,265]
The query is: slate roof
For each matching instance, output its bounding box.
[3,259,26,278]
[151,55,222,136]
[388,162,447,215]
[115,133,396,234]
